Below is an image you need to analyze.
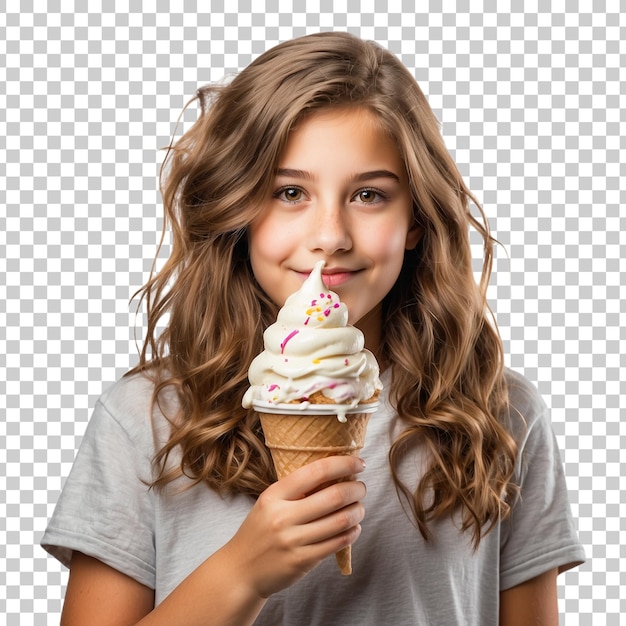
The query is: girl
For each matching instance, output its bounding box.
[43,32,584,625]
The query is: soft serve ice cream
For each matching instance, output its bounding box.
[244,260,380,574]
[242,260,382,412]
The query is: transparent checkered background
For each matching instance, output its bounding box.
[1,2,624,624]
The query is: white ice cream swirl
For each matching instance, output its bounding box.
[242,260,382,408]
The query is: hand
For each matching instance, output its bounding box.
[222,455,367,599]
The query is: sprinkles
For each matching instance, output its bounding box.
[304,293,340,325]
[280,330,299,353]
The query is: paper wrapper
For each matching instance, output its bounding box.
[255,402,377,575]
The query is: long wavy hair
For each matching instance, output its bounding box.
[130,31,518,547]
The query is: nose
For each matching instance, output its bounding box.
[307,200,352,255]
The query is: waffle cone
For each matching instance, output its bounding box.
[258,410,371,575]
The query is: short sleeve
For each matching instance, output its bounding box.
[499,387,585,590]
[41,395,157,589]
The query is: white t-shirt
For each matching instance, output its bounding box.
[42,368,585,625]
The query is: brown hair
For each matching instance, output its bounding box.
[130,31,518,547]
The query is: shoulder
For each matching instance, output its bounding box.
[503,368,547,424]
[502,368,564,488]
[99,371,155,413]
[502,368,548,443]
[95,370,179,451]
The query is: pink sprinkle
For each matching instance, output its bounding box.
[323,308,331,317]
[327,294,332,299]
[304,317,309,325]
[320,293,325,298]
[268,384,279,392]
[334,303,340,308]
[344,358,349,366]
[311,299,317,306]
[280,329,299,353]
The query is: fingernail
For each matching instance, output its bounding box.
[359,458,367,469]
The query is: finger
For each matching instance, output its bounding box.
[290,479,366,525]
[276,456,366,501]
[296,500,366,547]
[297,521,363,566]
[277,478,366,532]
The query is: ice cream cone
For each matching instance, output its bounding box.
[257,407,372,575]
[243,260,382,575]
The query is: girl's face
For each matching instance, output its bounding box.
[249,106,421,348]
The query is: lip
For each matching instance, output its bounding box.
[297,266,359,288]
[320,270,355,287]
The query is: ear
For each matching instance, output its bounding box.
[405,222,423,250]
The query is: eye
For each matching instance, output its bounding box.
[354,188,386,204]
[274,186,305,204]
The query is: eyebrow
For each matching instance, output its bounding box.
[275,168,400,183]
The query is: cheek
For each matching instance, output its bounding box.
[248,219,300,307]
[249,214,299,260]
[365,221,411,261]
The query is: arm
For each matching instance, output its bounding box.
[61,455,366,626]
[61,553,154,625]
[499,568,558,626]
[62,547,267,626]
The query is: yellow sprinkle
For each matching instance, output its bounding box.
[312,359,320,364]
[317,316,324,321]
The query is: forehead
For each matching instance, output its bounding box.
[290,105,389,139]
[279,106,404,172]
